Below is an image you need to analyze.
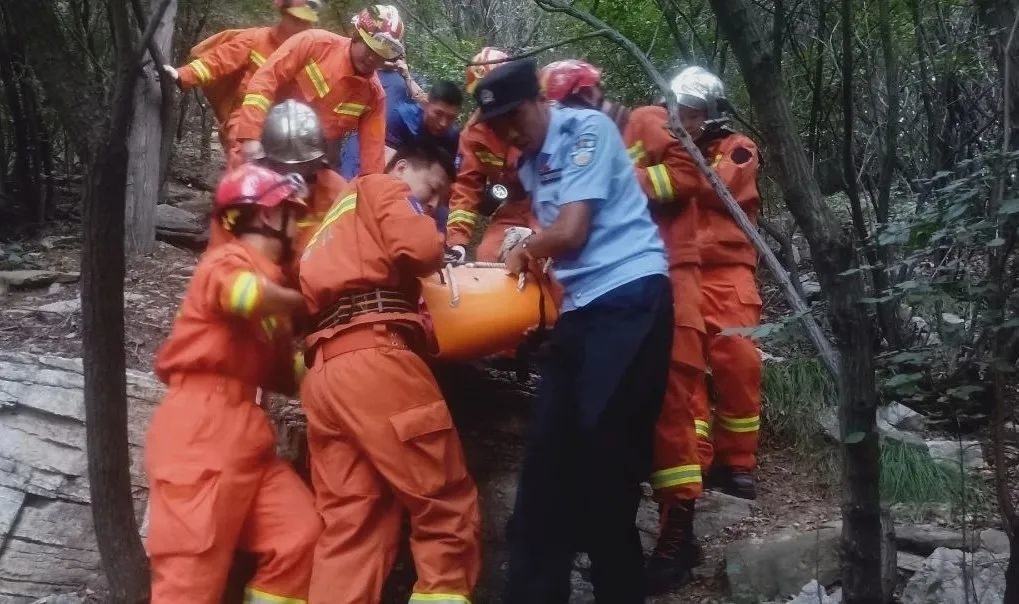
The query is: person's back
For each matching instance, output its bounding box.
[297,142,481,604]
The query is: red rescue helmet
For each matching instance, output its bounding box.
[465,47,509,94]
[214,165,309,214]
[539,59,602,103]
[273,0,322,23]
[352,5,406,60]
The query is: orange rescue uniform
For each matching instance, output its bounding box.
[236,30,387,175]
[177,26,285,168]
[687,130,763,473]
[298,174,481,604]
[624,105,706,503]
[146,240,321,604]
[447,111,533,261]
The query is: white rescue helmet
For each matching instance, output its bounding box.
[262,100,326,165]
[669,66,727,119]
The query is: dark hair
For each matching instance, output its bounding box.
[386,137,456,181]
[428,80,464,107]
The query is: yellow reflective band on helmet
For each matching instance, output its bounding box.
[650,464,702,490]
[628,141,645,163]
[243,93,272,112]
[334,102,368,117]
[718,415,761,433]
[243,587,307,604]
[304,61,330,98]
[250,50,267,67]
[293,352,307,385]
[228,272,261,318]
[189,59,213,85]
[694,419,711,440]
[408,594,470,604]
[446,209,478,227]
[261,315,279,338]
[474,150,505,167]
[306,193,357,249]
[647,163,674,202]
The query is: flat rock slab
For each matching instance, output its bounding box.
[896,524,980,555]
[0,271,80,291]
[926,439,985,469]
[0,352,160,602]
[724,526,841,604]
[34,299,80,315]
[901,547,1005,604]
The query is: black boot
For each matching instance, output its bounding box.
[705,466,757,500]
[646,501,701,595]
[725,470,757,500]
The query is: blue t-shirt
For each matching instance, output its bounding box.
[339,71,460,179]
[518,105,668,313]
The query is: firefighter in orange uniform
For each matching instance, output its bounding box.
[675,68,763,502]
[145,164,322,603]
[298,141,481,604]
[446,47,533,263]
[207,100,348,256]
[161,0,321,168]
[539,59,631,131]
[622,96,708,596]
[235,5,406,176]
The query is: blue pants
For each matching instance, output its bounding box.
[504,274,673,603]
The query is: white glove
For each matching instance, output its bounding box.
[498,227,534,263]
[444,245,467,264]
[161,64,179,81]
[241,140,265,162]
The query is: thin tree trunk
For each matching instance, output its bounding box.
[82,0,151,600]
[705,1,885,602]
[125,0,177,255]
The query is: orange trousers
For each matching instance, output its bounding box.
[300,323,482,604]
[691,264,763,472]
[145,374,321,604]
[651,265,707,502]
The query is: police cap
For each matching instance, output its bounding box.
[473,59,541,121]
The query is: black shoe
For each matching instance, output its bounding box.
[705,466,757,500]
[646,501,701,595]
[725,471,757,500]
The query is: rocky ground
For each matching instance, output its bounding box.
[0,175,1012,603]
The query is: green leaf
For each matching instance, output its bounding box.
[988,237,1007,247]
[884,372,923,393]
[941,312,965,325]
[946,385,983,400]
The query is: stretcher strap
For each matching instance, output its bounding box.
[311,289,415,332]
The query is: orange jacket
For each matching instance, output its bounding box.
[236,30,386,175]
[155,240,300,395]
[177,26,282,125]
[289,167,348,279]
[299,174,444,348]
[689,131,760,267]
[446,111,526,248]
[623,105,700,267]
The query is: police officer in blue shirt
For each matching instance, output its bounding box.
[475,59,674,602]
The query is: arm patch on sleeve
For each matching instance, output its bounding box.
[570,133,598,167]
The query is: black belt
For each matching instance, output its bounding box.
[311,289,416,332]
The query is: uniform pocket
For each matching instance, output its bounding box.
[146,464,222,557]
[733,278,763,306]
[388,400,468,496]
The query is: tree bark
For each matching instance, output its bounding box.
[705,1,885,602]
[81,0,155,600]
[125,0,177,255]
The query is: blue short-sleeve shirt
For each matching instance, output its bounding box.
[518,105,668,312]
